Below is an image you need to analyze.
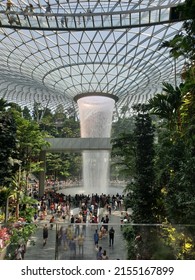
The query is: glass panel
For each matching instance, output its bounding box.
[4,221,193,260]
[150,9,160,23]
[160,8,170,21]
[131,12,139,25]
[141,11,150,25]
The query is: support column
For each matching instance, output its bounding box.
[39,151,46,198]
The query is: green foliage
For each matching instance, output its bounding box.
[111,132,136,180]
[148,82,183,131]
[19,195,38,223]
[131,107,159,224]
[122,225,136,259]
[112,116,135,136]
[160,223,195,259]
[0,189,8,207]
[22,106,32,121]
[10,223,36,245]
[46,152,82,181]
[149,236,175,260]
[0,111,17,187]
[13,110,49,175]
[160,0,195,61]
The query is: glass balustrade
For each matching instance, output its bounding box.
[0,4,181,30]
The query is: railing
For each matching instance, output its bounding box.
[2,221,195,260]
[0,4,184,31]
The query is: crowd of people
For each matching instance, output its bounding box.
[35,189,125,217]
[2,0,93,19]
[1,0,105,28]
[40,211,115,259]
[31,189,130,260]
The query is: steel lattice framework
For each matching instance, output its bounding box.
[0,0,186,116]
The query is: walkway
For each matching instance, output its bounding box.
[24,210,127,260]
[0,2,183,31]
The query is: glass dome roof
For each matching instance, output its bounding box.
[0,0,185,116]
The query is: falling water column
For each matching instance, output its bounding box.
[74,93,117,195]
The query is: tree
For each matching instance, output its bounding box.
[111,132,135,183]
[23,106,32,121]
[0,98,12,111]
[0,102,18,222]
[112,104,163,259]
[148,82,183,131]
[13,110,49,193]
[46,153,69,181]
[130,104,158,224]
[0,112,17,187]
[152,0,195,225]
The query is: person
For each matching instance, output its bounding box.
[104,215,109,232]
[120,211,124,230]
[6,0,13,12]
[98,228,103,239]
[29,3,34,13]
[45,2,52,21]
[96,246,103,260]
[56,229,62,246]
[8,16,20,25]
[77,233,85,256]
[45,3,51,13]
[20,243,26,260]
[102,249,109,260]
[43,224,48,246]
[23,5,29,19]
[34,212,38,222]
[66,225,73,242]
[70,214,74,223]
[69,237,76,258]
[109,226,115,247]
[93,229,99,249]
[50,202,55,214]
[87,8,92,21]
[61,17,65,27]
[61,228,68,250]
[37,203,41,216]
[49,215,55,229]
[100,225,106,237]
[77,12,81,25]
[108,204,112,215]
[15,244,23,260]
[61,16,68,27]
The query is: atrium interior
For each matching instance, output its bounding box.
[1,0,195,261]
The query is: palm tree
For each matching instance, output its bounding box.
[148,82,183,131]
[0,98,12,112]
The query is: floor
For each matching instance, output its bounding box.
[24,209,128,260]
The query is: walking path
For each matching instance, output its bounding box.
[24,210,128,260]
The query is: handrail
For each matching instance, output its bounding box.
[0,3,185,31]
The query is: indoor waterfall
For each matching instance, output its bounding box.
[76,94,116,195]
